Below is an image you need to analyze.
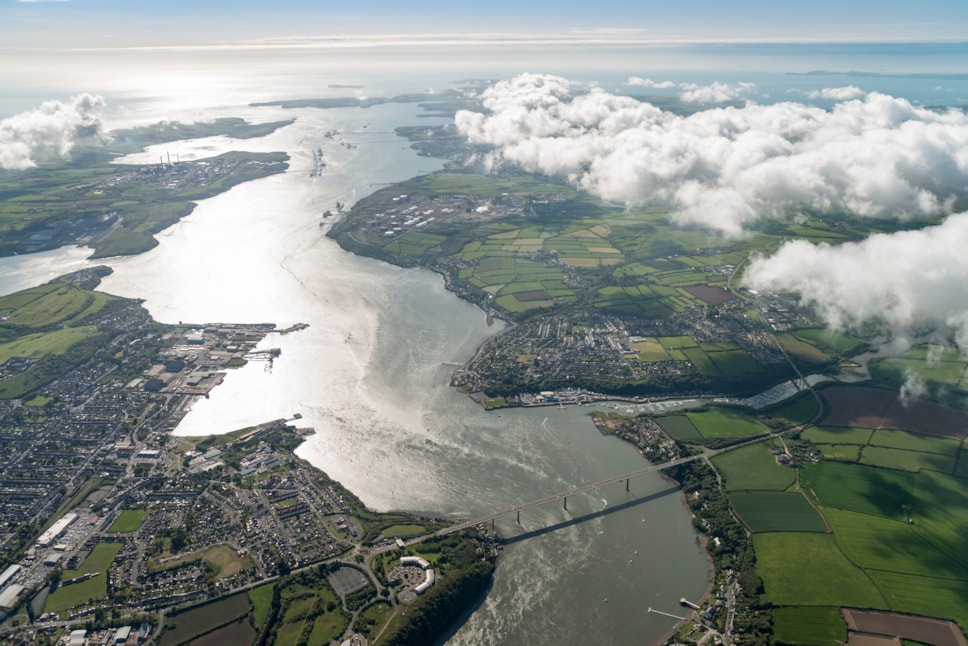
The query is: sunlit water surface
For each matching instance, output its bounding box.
[6,42,964,643]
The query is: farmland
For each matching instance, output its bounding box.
[753,532,886,608]
[686,408,770,440]
[729,491,827,532]
[711,443,796,491]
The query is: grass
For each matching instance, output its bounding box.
[801,425,873,445]
[107,509,147,533]
[307,610,349,645]
[712,443,796,491]
[248,583,275,630]
[792,328,868,356]
[730,491,827,532]
[656,415,703,443]
[776,333,830,365]
[686,408,769,439]
[912,469,968,571]
[771,606,846,645]
[159,594,251,646]
[45,542,124,614]
[753,532,886,608]
[859,446,955,473]
[801,461,915,520]
[380,524,427,539]
[822,507,968,579]
[867,571,968,632]
[770,395,820,425]
[869,429,961,455]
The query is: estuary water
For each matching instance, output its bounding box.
[94,101,710,644]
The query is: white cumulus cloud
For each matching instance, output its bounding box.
[456,74,968,237]
[743,212,968,348]
[627,76,756,103]
[0,94,106,170]
[808,86,867,101]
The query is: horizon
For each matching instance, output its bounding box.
[2,0,968,48]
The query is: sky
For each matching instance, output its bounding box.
[2,0,968,48]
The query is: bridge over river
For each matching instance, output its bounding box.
[398,429,788,546]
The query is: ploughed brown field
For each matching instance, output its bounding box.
[683,285,737,305]
[843,609,968,646]
[821,386,968,439]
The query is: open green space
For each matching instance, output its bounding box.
[712,443,796,491]
[822,507,967,579]
[791,328,868,356]
[753,532,886,608]
[45,542,124,614]
[776,333,830,366]
[730,491,827,532]
[655,415,703,443]
[158,593,251,646]
[868,571,968,632]
[247,583,275,630]
[814,443,862,461]
[859,445,955,473]
[800,461,915,520]
[801,426,873,446]
[686,408,770,440]
[380,524,427,539]
[912,469,968,571]
[107,508,147,533]
[869,429,961,455]
[771,606,846,646]
[768,394,820,426]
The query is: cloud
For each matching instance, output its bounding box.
[627,76,756,103]
[0,94,106,170]
[808,86,867,100]
[456,74,968,237]
[678,81,757,104]
[627,76,677,90]
[743,212,968,348]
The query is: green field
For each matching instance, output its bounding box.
[791,328,868,356]
[801,426,873,445]
[380,524,427,539]
[687,408,769,439]
[822,507,967,579]
[107,508,147,533]
[771,606,846,645]
[730,492,827,532]
[859,445,955,473]
[868,571,968,632]
[248,583,275,630]
[754,532,886,608]
[801,461,915,520]
[45,542,124,614]
[656,415,703,443]
[769,394,820,425]
[912,470,968,571]
[776,333,830,365]
[712,443,796,491]
[869,429,961,455]
[159,594,251,646]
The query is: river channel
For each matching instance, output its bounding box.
[19,100,709,644]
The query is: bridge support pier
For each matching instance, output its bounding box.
[491,518,495,530]
[516,511,520,524]
[563,496,567,510]
[626,478,630,492]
